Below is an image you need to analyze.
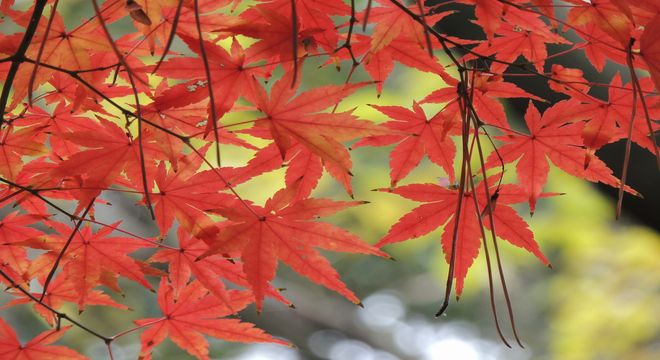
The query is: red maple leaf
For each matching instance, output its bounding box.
[237,129,360,198]
[377,180,549,296]
[0,211,45,284]
[565,0,633,47]
[28,221,154,308]
[334,1,457,96]
[148,227,290,307]
[0,1,127,111]
[153,35,267,135]
[572,74,660,156]
[465,21,569,74]
[423,73,542,129]
[485,101,638,214]
[344,34,456,96]
[354,101,459,186]
[0,123,47,181]
[641,14,660,92]
[547,64,591,98]
[458,0,504,40]
[48,117,159,210]
[0,319,87,360]
[242,0,350,55]
[4,275,128,327]
[221,4,323,66]
[207,183,389,310]
[122,0,240,55]
[135,278,289,360]
[247,72,389,176]
[151,146,243,240]
[579,23,628,72]
[18,103,97,158]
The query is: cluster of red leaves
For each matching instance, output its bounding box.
[0,0,658,358]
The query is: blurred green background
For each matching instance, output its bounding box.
[1,1,659,359]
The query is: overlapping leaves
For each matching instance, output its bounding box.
[0,0,657,358]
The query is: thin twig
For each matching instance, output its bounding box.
[39,199,95,301]
[290,0,299,87]
[153,0,185,73]
[193,0,222,168]
[0,268,112,342]
[27,0,59,107]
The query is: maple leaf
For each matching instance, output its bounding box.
[547,64,591,98]
[135,278,288,360]
[221,5,323,66]
[4,275,128,327]
[148,227,290,307]
[153,35,267,135]
[247,72,390,176]
[119,0,211,54]
[28,221,154,308]
[151,147,240,240]
[458,0,504,40]
[334,3,457,96]
[141,88,256,170]
[18,103,90,158]
[423,73,542,129]
[465,21,570,74]
[137,0,240,52]
[0,163,54,216]
[565,0,633,47]
[0,211,45,284]
[360,0,451,53]
[208,184,389,310]
[640,14,660,92]
[579,23,628,72]
[353,101,459,186]
[571,74,660,157]
[244,0,351,54]
[0,319,87,360]
[378,180,550,296]
[0,156,83,217]
[361,36,456,96]
[1,1,123,111]
[0,123,47,181]
[40,67,132,115]
[485,101,638,214]
[49,117,159,211]
[227,139,350,199]
[283,141,365,199]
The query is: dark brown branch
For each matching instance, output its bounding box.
[0,0,48,127]
[362,0,373,31]
[335,0,360,67]
[415,0,434,58]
